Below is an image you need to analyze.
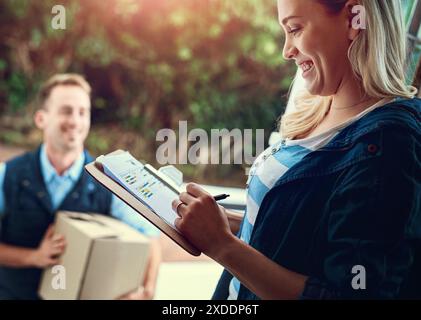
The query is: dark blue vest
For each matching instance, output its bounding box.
[0,146,112,299]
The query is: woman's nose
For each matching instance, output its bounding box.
[282,40,298,61]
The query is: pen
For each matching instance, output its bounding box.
[213,194,230,201]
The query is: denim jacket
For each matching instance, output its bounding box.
[213,97,421,300]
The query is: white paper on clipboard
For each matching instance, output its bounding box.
[97,151,181,229]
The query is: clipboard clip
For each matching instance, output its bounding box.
[158,165,183,186]
[95,154,183,187]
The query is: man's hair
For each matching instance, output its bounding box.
[37,73,91,110]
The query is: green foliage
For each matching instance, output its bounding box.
[86,131,110,154]
[0,130,25,145]
[0,0,295,183]
[6,72,30,112]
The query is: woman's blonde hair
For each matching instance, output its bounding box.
[280,0,418,139]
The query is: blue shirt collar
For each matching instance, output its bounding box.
[40,144,85,184]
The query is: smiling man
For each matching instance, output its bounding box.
[0,73,161,300]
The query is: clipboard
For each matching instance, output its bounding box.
[85,150,201,256]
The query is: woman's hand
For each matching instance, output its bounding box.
[172,183,307,299]
[172,183,236,259]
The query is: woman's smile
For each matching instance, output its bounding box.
[298,60,315,78]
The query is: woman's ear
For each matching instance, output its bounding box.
[346,0,364,41]
[34,109,46,130]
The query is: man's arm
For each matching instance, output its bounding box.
[0,244,39,268]
[0,225,66,268]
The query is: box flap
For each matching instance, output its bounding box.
[88,213,149,242]
[59,212,120,239]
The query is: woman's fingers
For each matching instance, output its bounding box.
[174,217,182,231]
[179,191,196,204]
[174,184,216,218]
[171,199,180,212]
[171,199,187,217]
[185,183,209,197]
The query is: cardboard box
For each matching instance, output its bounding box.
[39,211,150,300]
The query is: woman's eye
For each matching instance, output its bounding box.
[288,27,301,36]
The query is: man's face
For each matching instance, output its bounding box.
[35,85,91,153]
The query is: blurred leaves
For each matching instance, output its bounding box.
[0,0,295,184]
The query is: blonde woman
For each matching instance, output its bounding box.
[172,0,421,299]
